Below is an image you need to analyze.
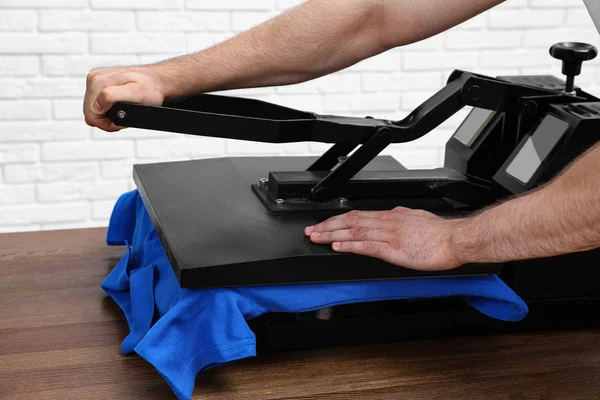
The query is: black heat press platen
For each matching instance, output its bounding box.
[134,156,504,288]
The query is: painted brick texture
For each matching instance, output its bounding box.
[0,0,599,232]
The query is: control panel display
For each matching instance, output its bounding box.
[506,115,569,184]
[453,108,496,147]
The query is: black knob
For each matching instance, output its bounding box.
[550,42,598,92]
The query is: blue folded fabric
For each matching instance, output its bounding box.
[102,190,528,400]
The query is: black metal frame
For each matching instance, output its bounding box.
[108,70,584,205]
[103,42,600,350]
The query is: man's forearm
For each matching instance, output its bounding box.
[154,0,382,98]
[152,0,504,100]
[453,144,600,264]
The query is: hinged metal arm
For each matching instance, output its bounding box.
[107,70,585,202]
[305,71,585,200]
[384,70,585,144]
[108,70,582,146]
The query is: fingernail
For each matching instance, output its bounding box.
[332,242,341,250]
[311,232,321,239]
[305,226,314,235]
[92,100,101,113]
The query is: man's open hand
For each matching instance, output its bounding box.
[84,65,166,132]
[305,207,464,271]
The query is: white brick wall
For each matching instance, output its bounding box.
[0,0,599,233]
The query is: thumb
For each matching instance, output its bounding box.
[93,83,145,115]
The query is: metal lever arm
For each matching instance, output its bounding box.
[107,75,468,146]
[108,93,385,144]
[108,70,582,146]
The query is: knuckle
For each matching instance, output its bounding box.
[88,73,104,88]
[393,207,412,215]
[344,210,359,226]
[350,227,361,238]
[324,232,335,241]
[343,214,353,226]
[337,241,348,251]
[86,69,99,84]
[390,236,402,250]
[99,87,114,104]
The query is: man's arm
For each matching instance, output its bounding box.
[454,143,600,264]
[84,0,503,131]
[306,144,600,271]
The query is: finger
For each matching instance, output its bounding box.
[305,210,386,235]
[85,110,125,132]
[347,210,392,218]
[108,122,126,132]
[84,72,130,128]
[85,118,122,133]
[86,70,129,103]
[331,240,392,261]
[94,82,145,115]
[87,83,146,132]
[86,66,124,85]
[310,227,394,244]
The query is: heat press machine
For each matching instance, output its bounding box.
[107,41,600,350]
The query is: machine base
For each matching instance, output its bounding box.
[250,297,600,352]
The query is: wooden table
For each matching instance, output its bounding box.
[1,228,600,400]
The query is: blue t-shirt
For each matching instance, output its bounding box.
[102,190,528,400]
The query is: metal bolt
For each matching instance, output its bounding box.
[259,178,269,189]
[337,156,348,164]
[467,84,482,101]
[275,198,285,205]
[117,110,127,120]
[339,197,348,206]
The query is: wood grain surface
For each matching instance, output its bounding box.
[1,228,599,400]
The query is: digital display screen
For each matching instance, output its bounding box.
[453,108,496,147]
[505,115,569,184]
